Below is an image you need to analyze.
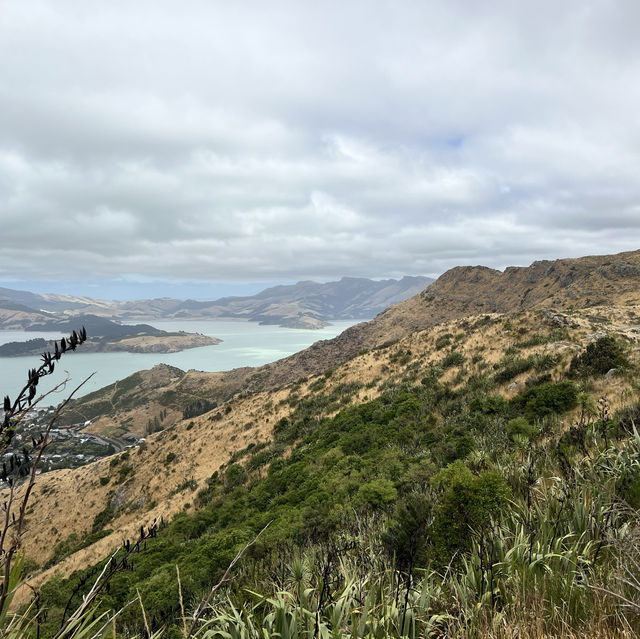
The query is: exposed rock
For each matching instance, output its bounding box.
[550,342,581,353]
[619,326,640,340]
[110,486,127,509]
[543,310,574,328]
[597,261,640,280]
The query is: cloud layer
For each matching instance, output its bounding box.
[1,0,639,288]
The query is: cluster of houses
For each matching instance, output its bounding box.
[2,406,117,473]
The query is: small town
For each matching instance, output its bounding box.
[3,406,122,472]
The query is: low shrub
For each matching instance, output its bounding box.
[511,381,578,420]
[441,351,465,369]
[569,335,629,377]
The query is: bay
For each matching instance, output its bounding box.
[0,319,362,402]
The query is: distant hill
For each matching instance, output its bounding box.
[0,313,220,356]
[0,286,47,309]
[0,275,434,329]
[163,275,434,327]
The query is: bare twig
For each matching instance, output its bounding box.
[56,518,160,638]
[0,370,94,615]
[137,588,151,639]
[587,583,640,613]
[177,565,187,639]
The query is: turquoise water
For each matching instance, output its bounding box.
[0,320,362,401]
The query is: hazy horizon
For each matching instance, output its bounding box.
[0,273,437,301]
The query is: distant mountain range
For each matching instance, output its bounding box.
[0,276,434,329]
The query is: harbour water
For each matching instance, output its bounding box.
[0,319,363,401]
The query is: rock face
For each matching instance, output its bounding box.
[344,249,640,348]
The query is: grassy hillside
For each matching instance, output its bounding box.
[3,249,640,637]
[12,301,639,638]
[60,251,640,442]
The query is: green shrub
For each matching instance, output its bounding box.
[515,333,547,348]
[357,479,397,509]
[617,469,640,509]
[183,399,217,419]
[533,352,560,371]
[173,479,198,494]
[493,355,534,384]
[431,462,510,563]
[511,381,578,420]
[91,505,114,533]
[45,529,112,568]
[382,492,432,573]
[116,464,133,483]
[390,349,411,365]
[441,351,465,369]
[308,378,326,392]
[469,394,507,415]
[158,390,178,406]
[246,446,282,471]
[569,335,629,377]
[505,417,538,441]
[224,464,247,493]
[273,416,298,443]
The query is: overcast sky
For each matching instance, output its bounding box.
[1,0,639,299]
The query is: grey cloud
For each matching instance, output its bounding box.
[1,0,639,287]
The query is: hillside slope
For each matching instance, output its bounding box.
[8,253,640,636]
[198,249,640,391]
[59,249,640,437]
[15,301,640,584]
[350,249,640,344]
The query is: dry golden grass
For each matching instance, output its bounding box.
[7,303,640,608]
